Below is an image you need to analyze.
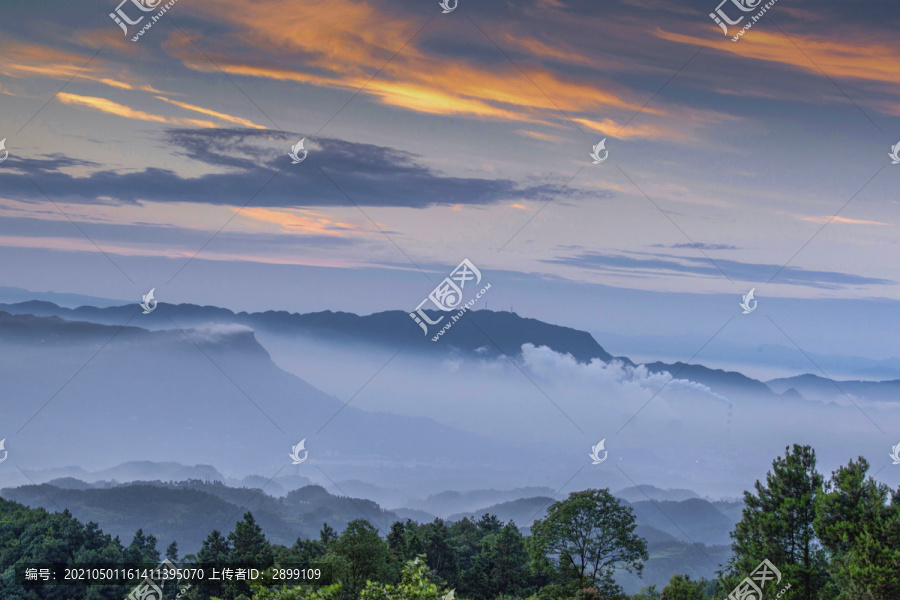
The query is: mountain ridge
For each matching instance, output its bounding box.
[6,298,898,411]
[0,300,790,402]
[0,311,544,492]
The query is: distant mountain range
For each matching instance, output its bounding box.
[2,297,898,503]
[4,298,898,406]
[1,480,397,553]
[767,374,900,404]
[440,489,741,547]
[0,300,618,363]
[613,485,700,503]
[5,478,740,545]
[403,487,556,518]
[0,309,545,493]
[0,286,127,308]
[16,461,315,498]
[0,476,739,595]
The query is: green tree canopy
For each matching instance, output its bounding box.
[530,488,648,597]
[815,457,900,599]
[659,574,704,600]
[470,521,531,599]
[360,556,451,600]
[327,519,390,600]
[726,444,828,600]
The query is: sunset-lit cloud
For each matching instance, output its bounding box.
[516,130,563,142]
[238,207,361,235]
[0,234,360,268]
[56,93,218,128]
[798,215,891,226]
[165,0,679,129]
[572,117,679,141]
[1,0,898,306]
[155,96,266,129]
[572,105,735,142]
[655,28,900,87]
[0,42,166,93]
[170,45,652,127]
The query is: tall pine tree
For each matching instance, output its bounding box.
[727,444,828,600]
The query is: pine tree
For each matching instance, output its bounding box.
[166,540,179,562]
[227,512,274,600]
[727,444,828,600]
[194,529,232,600]
[229,512,274,567]
[319,523,338,547]
[815,457,900,599]
[422,518,458,587]
[125,528,160,564]
[471,521,530,599]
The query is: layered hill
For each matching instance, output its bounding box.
[0,311,539,490]
[0,300,811,402]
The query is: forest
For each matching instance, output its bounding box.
[0,445,898,600]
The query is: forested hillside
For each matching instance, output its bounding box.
[1,445,898,599]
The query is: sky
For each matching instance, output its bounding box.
[1,0,899,360]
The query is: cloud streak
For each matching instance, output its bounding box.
[57,93,218,128]
[542,250,893,288]
[1,129,562,209]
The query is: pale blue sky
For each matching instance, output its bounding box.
[0,0,898,361]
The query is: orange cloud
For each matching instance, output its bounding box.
[164,0,675,133]
[0,41,165,93]
[656,28,900,86]
[572,105,735,142]
[517,130,563,142]
[238,207,360,235]
[500,34,598,68]
[57,93,218,127]
[155,96,266,128]
[572,117,677,141]
[0,234,359,268]
[798,215,890,226]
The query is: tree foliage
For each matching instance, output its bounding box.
[3,444,899,600]
[531,488,648,597]
[815,457,900,600]
[725,444,828,600]
[360,556,450,600]
[659,574,703,600]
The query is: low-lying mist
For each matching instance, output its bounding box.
[260,331,900,499]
